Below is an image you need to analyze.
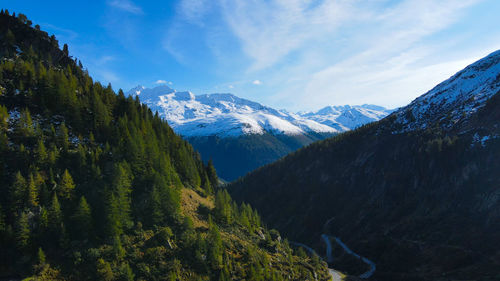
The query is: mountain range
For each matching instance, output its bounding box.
[126,86,392,180]
[228,50,500,280]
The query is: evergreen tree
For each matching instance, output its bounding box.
[16,211,30,249]
[48,194,63,239]
[37,247,46,265]
[215,189,233,225]
[206,159,218,188]
[26,174,39,208]
[111,162,133,230]
[59,123,69,151]
[0,105,9,130]
[11,171,27,211]
[207,216,223,270]
[58,169,75,200]
[104,193,122,238]
[62,44,69,56]
[96,258,114,281]
[35,138,48,165]
[16,108,35,137]
[72,196,92,240]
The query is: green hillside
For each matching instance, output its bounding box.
[0,10,330,281]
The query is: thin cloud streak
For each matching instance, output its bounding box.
[169,0,494,110]
[107,0,144,14]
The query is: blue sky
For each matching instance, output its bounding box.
[3,0,500,111]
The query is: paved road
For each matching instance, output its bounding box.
[322,218,376,279]
[322,234,376,279]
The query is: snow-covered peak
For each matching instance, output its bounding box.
[128,85,391,137]
[300,104,393,131]
[395,49,500,131]
[128,85,146,96]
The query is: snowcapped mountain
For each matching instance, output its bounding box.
[126,86,391,138]
[395,49,500,132]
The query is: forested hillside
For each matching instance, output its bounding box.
[229,51,500,280]
[0,10,330,281]
[187,132,331,181]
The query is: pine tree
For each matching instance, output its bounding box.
[35,138,48,165]
[48,194,63,236]
[0,105,9,130]
[72,196,92,240]
[37,247,46,265]
[17,108,35,137]
[59,123,69,151]
[215,189,233,225]
[27,174,39,207]
[104,193,122,238]
[58,169,75,200]
[11,171,27,211]
[111,162,133,230]
[120,262,135,281]
[16,211,30,249]
[96,258,114,281]
[206,159,218,188]
[207,216,223,270]
[62,44,69,56]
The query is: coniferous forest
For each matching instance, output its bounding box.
[0,11,331,281]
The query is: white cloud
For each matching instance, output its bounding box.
[156,80,167,84]
[218,0,353,70]
[107,0,143,14]
[178,0,209,24]
[228,85,234,89]
[172,0,496,110]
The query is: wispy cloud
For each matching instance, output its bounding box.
[41,23,78,41]
[155,80,173,85]
[218,0,354,70]
[252,80,262,85]
[107,0,143,14]
[169,0,495,109]
[178,0,209,24]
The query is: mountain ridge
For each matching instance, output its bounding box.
[228,49,500,280]
[126,86,392,138]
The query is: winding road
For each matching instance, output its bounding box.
[321,234,376,279]
[291,226,377,280]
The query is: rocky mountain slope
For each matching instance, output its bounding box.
[228,50,500,280]
[127,86,391,180]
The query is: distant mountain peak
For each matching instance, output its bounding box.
[129,85,146,96]
[127,86,391,138]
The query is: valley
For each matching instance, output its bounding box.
[127,85,391,180]
[1,3,499,281]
